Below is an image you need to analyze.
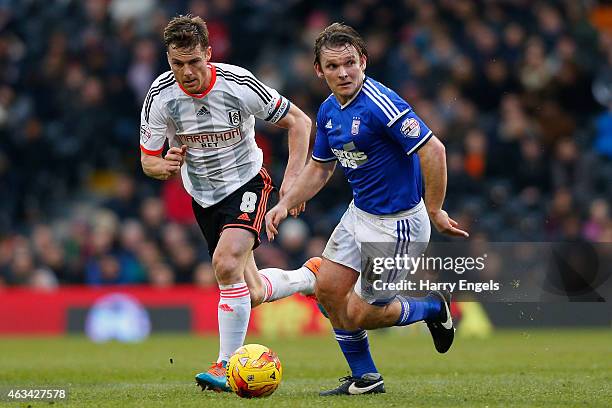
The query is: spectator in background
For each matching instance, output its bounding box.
[140,197,166,244]
[136,240,164,272]
[463,128,488,183]
[536,100,576,149]
[520,37,552,95]
[29,267,59,291]
[167,243,199,283]
[551,137,595,202]
[148,262,175,287]
[194,261,216,287]
[31,224,72,283]
[447,150,477,200]
[104,173,142,220]
[515,136,550,196]
[489,94,535,178]
[0,151,18,232]
[6,242,37,285]
[277,218,309,269]
[583,199,610,242]
[161,177,196,225]
[85,210,144,285]
[127,38,159,103]
[546,188,575,240]
[502,22,526,66]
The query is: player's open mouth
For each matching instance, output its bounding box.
[184,79,197,86]
[339,82,351,87]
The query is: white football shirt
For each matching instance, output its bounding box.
[140,63,290,208]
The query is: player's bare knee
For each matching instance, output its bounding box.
[212,253,242,284]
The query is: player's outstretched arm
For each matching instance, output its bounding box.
[141,145,187,181]
[417,136,469,238]
[265,159,336,241]
[274,104,312,216]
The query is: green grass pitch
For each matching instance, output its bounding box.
[0,328,610,407]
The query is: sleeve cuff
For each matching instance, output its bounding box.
[405,130,433,156]
[140,145,164,156]
[312,154,337,163]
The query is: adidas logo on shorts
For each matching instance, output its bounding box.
[238,213,251,221]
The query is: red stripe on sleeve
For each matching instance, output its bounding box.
[140,145,164,156]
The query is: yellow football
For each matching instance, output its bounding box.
[226,344,282,398]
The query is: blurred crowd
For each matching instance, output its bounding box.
[0,0,611,288]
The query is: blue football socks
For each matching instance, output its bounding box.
[395,294,442,326]
[333,328,379,378]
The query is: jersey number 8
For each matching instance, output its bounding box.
[240,192,258,213]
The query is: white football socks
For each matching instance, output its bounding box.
[215,267,316,361]
[217,282,251,363]
[259,266,316,302]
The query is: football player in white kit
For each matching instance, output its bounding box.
[139,15,320,392]
[266,23,469,395]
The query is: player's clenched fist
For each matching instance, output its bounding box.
[165,145,187,166]
[162,145,187,178]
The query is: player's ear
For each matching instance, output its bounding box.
[360,54,367,71]
[314,63,324,78]
[204,46,212,62]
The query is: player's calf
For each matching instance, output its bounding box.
[243,258,266,307]
[247,284,266,307]
[315,259,358,326]
[345,293,403,329]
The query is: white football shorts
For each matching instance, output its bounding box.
[322,199,431,305]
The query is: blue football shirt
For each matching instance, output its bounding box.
[312,77,433,215]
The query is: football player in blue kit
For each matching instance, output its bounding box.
[265,23,469,396]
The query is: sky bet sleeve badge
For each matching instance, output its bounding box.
[401,117,420,138]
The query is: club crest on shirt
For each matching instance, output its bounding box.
[228,110,241,126]
[351,117,361,135]
[401,117,420,138]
